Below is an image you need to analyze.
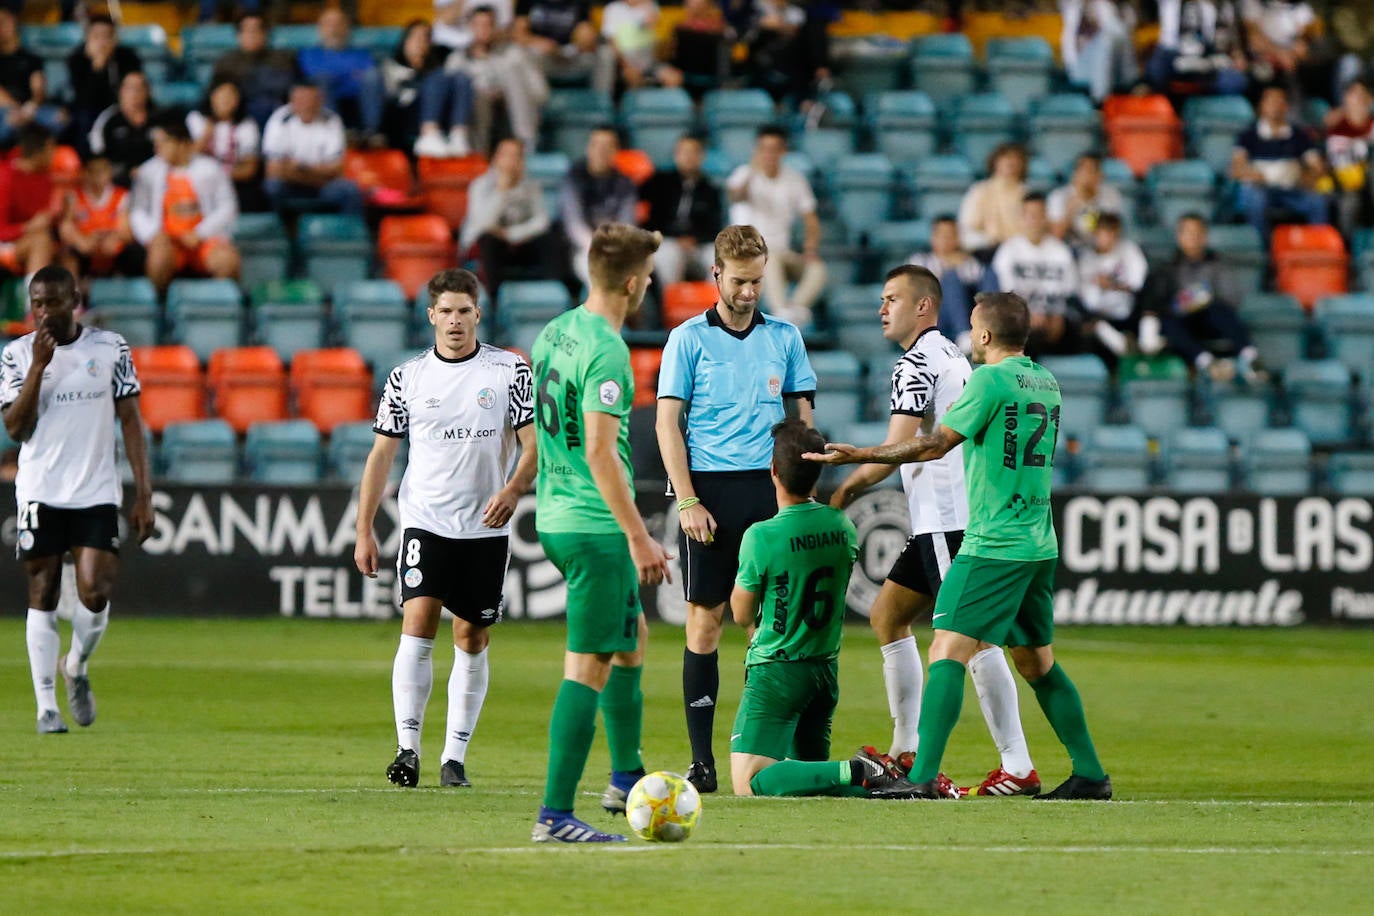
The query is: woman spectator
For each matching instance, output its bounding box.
[187,80,265,211]
[957,142,1028,258]
[386,19,476,158]
[1324,79,1374,240]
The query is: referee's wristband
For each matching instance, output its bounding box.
[677,497,701,512]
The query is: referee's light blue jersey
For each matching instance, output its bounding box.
[658,307,817,472]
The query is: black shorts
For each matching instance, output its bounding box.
[885,530,964,598]
[677,470,776,607]
[397,529,509,627]
[15,502,120,560]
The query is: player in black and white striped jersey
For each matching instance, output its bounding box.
[827,265,1040,797]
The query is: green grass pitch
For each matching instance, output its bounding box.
[3,619,1374,913]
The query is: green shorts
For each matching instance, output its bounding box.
[539,531,643,654]
[729,660,838,761]
[932,554,1057,648]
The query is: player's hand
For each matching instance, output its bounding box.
[354,531,380,578]
[803,442,861,465]
[480,486,519,528]
[679,502,717,545]
[32,326,57,368]
[129,497,156,544]
[630,533,673,587]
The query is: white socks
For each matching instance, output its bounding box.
[442,645,489,765]
[392,634,434,753]
[968,646,1035,778]
[26,608,59,716]
[67,602,109,677]
[880,636,922,757]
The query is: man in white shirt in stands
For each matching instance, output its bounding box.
[460,137,554,300]
[1076,211,1147,368]
[261,82,365,218]
[1046,153,1126,252]
[726,125,825,328]
[991,192,1080,356]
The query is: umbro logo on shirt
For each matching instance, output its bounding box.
[425,398,442,409]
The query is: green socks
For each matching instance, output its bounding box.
[600,664,644,774]
[749,760,865,797]
[911,659,966,783]
[542,679,600,811]
[1030,663,1106,781]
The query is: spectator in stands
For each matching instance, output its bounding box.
[1323,78,1374,241]
[1231,85,1330,238]
[433,0,516,51]
[907,214,996,353]
[740,0,831,104]
[958,142,1028,259]
[297,8,383,139]
[1060,0,1138,103]
[211,13,300,128]
[668,0,728,98]
[130,119,240,294]
[1048,152,1127,251]
[1140,212,1263,382]
[0,9,65,146]
[0,123,57,279]
[641,133,721,286]
[1076,212,1147,368]
[560,124,636,287]
[66,13,143,145]
[187,79,265,212]
[58,150,142,278]
[512,0,608,89]
[445,6,548,152]
[1147,0,1249,97]
[726,124,825,326]
[382,19,475,158]
[261,82,364,218]
[88,71,155,189]
[461,136,553,299]
[600,0,683,91]
[1240,0,1330,99]
[991,192,1080,355]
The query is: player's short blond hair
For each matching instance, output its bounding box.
[588,222,661,291]
[714,224,768,269]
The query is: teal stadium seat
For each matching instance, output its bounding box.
[246,420,322,485]
[119,24,170,62]
[621,88,696,168]
[795,91,858,170]
[985,37,1055,115]
[1162,426,1231,493]
[525,152,571,219]
[905,155,975,221]
[1183,95,1254,176]
[1039,354,1111,439]
[1313,294,1374,377]
[269,24,318,51]
[1207,382,1271,441]
[1029,94,1101,177]
[809,351,864,437]
[703,89,777,166]
[1328,452,1374,496]
[336,280,409,366]
[1206,224,1265,293]
[328,421,406,483]
[867,91,938,168]
[298,214,372,294]
[497,280,571,330]
[1120,376,1194,440]
[831,35,908,97]
[1283,360,1355,447]
[22,23,83,61]
[831,154,895,235]
[85,304,159,348]
[166,279,244,362]
[1242,428,1311,495]
[543,90,615,161]
[1146,159,1216,228]
[950,93,1019,166]
[1078,425,1152,492]
[154,82,203,112]
[162,419,239,484]
[909,33,978,108]
[252,281,327,360]
[181,24,238,66]
[89,277,158,309]
[353,26,404,60]
[866,220,932,266]
[234,213,292,292]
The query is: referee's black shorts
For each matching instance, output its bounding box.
[677,469,775,608]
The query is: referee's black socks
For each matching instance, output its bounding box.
[683,648,720,764]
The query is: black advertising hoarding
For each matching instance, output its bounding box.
[0,484,1369,626]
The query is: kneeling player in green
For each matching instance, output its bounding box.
[728,419,925,799]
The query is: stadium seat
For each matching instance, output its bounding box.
[630,348,662,408]
[166,279,245,362]
[867,91,938,168]
[291,349,374,434]
[337,301,411,368]
[181,23,238,66]
[612,149,655,190]
[335,279,407,311]
[1078,425,1152,492]
[1207,383,1271,441]
[155,82,205,112]
[1328,452,1374,496]
[1244,298,1311,368]
[1162,427,1231,493]
[42,60,70,104]
[1182,95,1254,176]
[830,38,907,98]
[702,89,777,164]
[353,26,404,59]
[22,23,83,61]
[131,345,206,433]
[50,145,80,190]
[621,88,696,167]
[795,91,858,169]
[1028,94,1101,177]
[85,304,159,347]
[161,419,239,484]
[344,149,423,209]
[234,212,292,291]
[245,420,322,485]
[497,281,571,330]
[525,152,571,219]
[116,24,169,62]
[662,282,717,329]
[865,221,931,266]
[418,154,488,231]
[296,214,372,294]
[810,350,865,436]
[909,33,977,108]
[985,37,1055,115]
[1039,354,1111,440]
[327,421,406,483]
[1237,291,1302,323]
[950,93,1018,167]
[831,154,895,234]
[208,346,289,434]
[543,89,614,160]
[835,320,894,362]
[1272,225,1349,309]
[1313,294,1374,376]
[864,352,899,418]
[1146,159,1216,228]
[378,215,458,299]
[1207,224,1265,294]
[826,284,884,325]
[1241,428,1311,495]
[269,24,318,51]
[1103,94,1182,178]
[1283,360,1355,447]
[904,155,976,221]
[88,277,158,309]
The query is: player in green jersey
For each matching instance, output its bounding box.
[806,292,1110,801]
[530,223,674,844]
[728,418,929,799]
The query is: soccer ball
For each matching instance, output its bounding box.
[625,771,701,842]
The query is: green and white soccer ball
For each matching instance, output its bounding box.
[625,771,702,842]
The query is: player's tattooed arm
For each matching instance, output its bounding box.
[804,424,966,466]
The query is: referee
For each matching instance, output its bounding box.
[656,224,817,793]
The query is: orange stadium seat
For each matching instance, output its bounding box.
[418,154,488,231]
[343,149,424,209]
[51,145,81,189]
[378,214,457,299]
[630,347,663,407]
[613,149,655,186]
[1273,225,1349,309]
[131,345,206,433]
[1103,94,1182,178]
[208,346,289,434]
[662,281,716,329]
[291,348,374,434]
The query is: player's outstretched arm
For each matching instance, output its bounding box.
[656,396,717,544]
[805,424,966,467]
[482,424,537,528]
[353,434,401,577]
[115,396,155,543]
[586,409,672,586]
[829,413,919,509]
[2,328,55,442]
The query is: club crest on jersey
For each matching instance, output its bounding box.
[768,375,782,397]
[85,359,98,377]
[17,531,34,551]
[477,387,496,409]
[599,380,621,407]
[424,397,441,409]
[404,568,423,588]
